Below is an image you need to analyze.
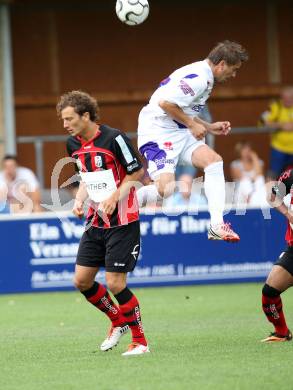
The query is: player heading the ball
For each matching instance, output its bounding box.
[136,40,249,243]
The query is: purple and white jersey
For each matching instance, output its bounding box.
[138,60,213,133]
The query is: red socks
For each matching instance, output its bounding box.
[262,284,289,336]
[115,287,147,346]
[82,282,125,327]
[81,283,147,345]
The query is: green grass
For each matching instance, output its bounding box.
[1,284,293,390]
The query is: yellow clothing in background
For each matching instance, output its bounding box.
[265,101,293,153]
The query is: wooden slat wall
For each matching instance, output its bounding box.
[10,0,293,186]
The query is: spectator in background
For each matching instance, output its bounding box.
[0,155,42,213]
[0,200,10,214]
[164,172,207,208]
[260,86,293,179]
[175,163,197,181]
[230,141,267,206]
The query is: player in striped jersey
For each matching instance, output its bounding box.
[261,168,293,342]
[57,91,149,356]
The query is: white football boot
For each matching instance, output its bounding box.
[122,342,150,356]
[208,222,240,243]
[100,324,129,351]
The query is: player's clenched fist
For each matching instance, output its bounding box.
[208,121,231,135]
[99,191,119,215]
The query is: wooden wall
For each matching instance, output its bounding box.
[10,0,293,185]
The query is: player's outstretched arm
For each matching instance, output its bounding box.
[204,121,232,136]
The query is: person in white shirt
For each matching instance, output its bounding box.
[164,172,207,209]
[230,141,267,207]
[0,155,42,213]
[136,40,248,242]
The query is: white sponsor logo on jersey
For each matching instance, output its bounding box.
[94,155,103,168]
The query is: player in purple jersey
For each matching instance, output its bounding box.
[137,40,248,242]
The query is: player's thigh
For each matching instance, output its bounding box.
[190,144,222,170]
[179,133,206,167]
[76,227,106,266]
[267,248,293,291]
[138,132,185,181]
[104,221,141,276]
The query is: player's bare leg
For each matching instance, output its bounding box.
[105,272,149,356]
[74,265,127,351]
[191,144,240,242]
[136,172,175,208]
[261,265,293,342]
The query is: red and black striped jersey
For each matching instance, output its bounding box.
[67,124,143,228]
[273,168,293,245]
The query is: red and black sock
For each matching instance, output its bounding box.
[115,287,147,346]
[262,283,288,336]
[81,282,125,327]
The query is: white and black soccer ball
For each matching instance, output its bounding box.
[116,0,149,26]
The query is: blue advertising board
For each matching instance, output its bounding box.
[0,208,287,294]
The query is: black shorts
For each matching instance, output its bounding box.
[76,220,140,273]
[275,246,293,276]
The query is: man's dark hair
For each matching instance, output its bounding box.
[56,90,99,122]
[2,155,18,163]
[207,40,249,65]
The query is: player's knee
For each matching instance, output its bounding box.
[262,283,281,297]
[74,277,92,292]
[107,280,126,295]
[214,153,223,163]
[201,152,223,170]
[157,181,175,199]
[207,153,222,165]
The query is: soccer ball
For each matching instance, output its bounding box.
[116,0,149,26]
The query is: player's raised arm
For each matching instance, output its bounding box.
[268,169,293,224]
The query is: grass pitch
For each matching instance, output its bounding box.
[1,283,293,390]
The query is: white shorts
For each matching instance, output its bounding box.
[138,110,205,179]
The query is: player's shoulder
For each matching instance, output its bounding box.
[100,124,121,136]
[100,124,130,141]
[66,136,81,154]
[278,168,293,183]
[175,61,210,86]
[175,60,204,76]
